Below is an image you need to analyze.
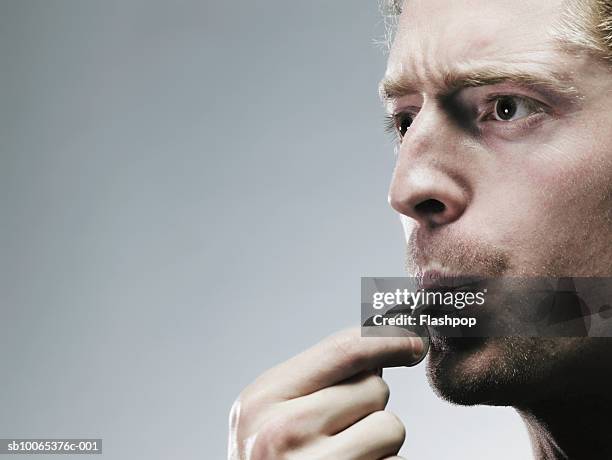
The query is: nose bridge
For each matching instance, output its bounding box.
[389,106,469,228]
[399,102,439,158]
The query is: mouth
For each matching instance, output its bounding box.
[416,269,485,291]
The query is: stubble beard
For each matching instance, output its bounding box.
[403,232,582,406]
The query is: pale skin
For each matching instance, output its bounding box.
[229,0,612,458]
[228,328,425,459]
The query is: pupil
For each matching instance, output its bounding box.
[496,97,516,121]
[400,116,412,136]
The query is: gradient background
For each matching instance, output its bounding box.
[0,1,531,458]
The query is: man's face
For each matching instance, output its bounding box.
[384,0,612,405]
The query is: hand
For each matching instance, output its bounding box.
[228,326,427,459]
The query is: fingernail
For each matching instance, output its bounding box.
[408,336,429,366]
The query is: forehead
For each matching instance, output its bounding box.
[387,0,568,85]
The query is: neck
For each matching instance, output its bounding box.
[517,396,612,460]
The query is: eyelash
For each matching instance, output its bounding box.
[385,95,550,141]
[384,112,414,139]
[481,94,548,121]
[384,113,398,136]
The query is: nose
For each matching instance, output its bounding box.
[388,161,468,228]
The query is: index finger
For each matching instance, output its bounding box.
[252,326,428,401]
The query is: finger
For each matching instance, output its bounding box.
[322,410,406,460]
[279,371,390,437]
[253,326,426,400]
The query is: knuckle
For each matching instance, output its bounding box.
[235,386,266,420]
[229,396,242,428]
[252,415,303,457]
[229,387,270,445]
[233,394,254,425]
[228,394,255,455]
[228,395,250,459]
[372,411,406,442]
[366,374,390,406]
[329,330,366,370]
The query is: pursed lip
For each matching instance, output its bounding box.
[416,269,485,291]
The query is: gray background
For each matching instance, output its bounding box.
[0,1,531,458]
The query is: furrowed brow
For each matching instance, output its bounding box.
[379,67,581,103]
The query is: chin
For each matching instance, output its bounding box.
[425,337,541,406]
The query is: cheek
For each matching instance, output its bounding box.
[525,132,612,234]
[469,177,560,246]
[468,136,612,274]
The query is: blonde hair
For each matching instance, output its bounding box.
[553,0,612,62]
[381,0,612,62]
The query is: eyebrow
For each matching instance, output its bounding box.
[379,66,581,103]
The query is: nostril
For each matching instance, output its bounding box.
[414,199,446,215]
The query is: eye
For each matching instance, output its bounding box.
[492,96,540,121]
[397,113,414,137]
[385,112,414,139]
